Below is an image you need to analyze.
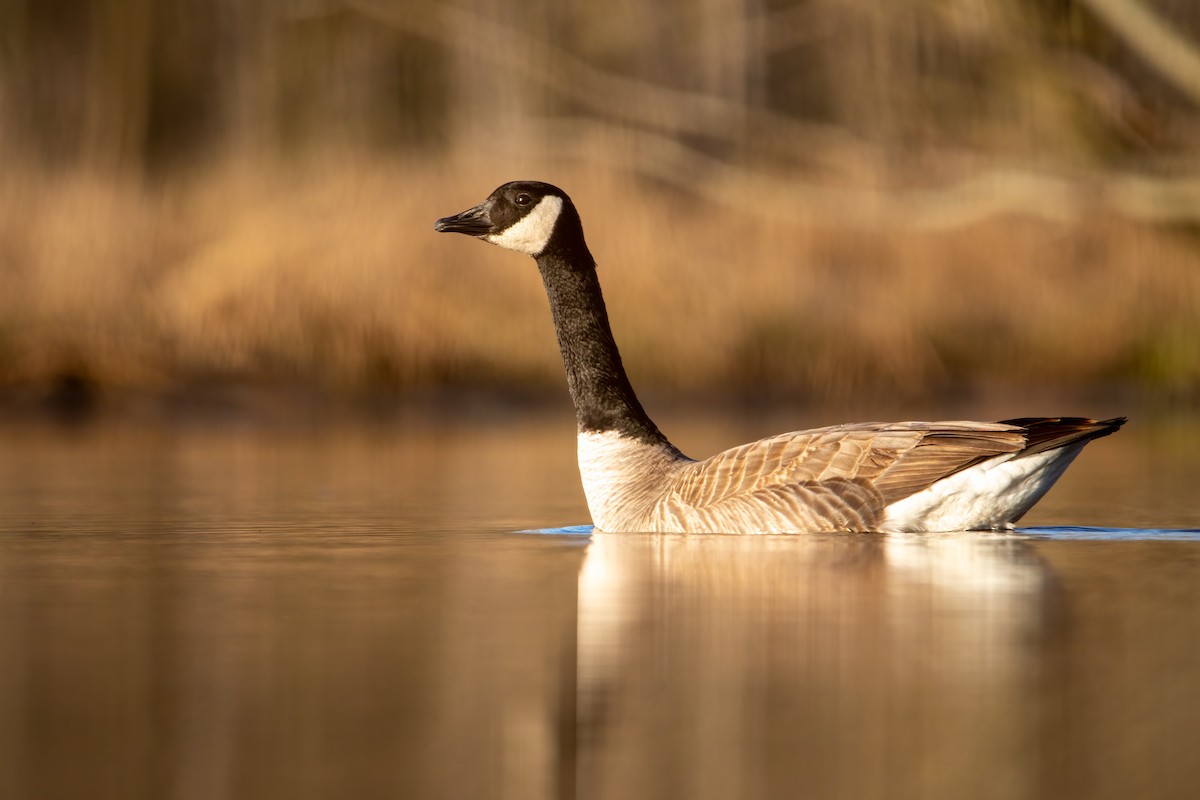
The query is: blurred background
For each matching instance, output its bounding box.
[2,0,1199,417]
[3,7,1199,798]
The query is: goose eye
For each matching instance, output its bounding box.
[515,193,532,206]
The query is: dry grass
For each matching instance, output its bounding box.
[1,151,1197,407]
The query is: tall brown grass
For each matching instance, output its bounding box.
[4,0,1200,409]
[0,149,1196,407]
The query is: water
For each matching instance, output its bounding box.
[1,408,1198,800]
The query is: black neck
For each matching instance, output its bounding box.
[535,246,672,447]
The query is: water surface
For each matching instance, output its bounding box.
[0,410,1197,800]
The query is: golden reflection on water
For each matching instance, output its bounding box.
[0,413,1197,799]
[576,532,1055,800]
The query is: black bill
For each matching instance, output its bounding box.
[434,203,492,235]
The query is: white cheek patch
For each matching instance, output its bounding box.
[486,195,563,256]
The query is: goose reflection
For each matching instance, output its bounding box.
[573,531,1057,800]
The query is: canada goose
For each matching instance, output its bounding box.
[434,181,1124,533]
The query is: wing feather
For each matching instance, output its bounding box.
[667,421,1030,528]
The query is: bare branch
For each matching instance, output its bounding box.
[550,120,1200,229]
[346,0,859,158]
[1078,0,1200,107]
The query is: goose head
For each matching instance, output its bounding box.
[434,181,584,259]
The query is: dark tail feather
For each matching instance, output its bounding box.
[999,417,1126,457]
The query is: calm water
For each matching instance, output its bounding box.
[1,407,1198,800]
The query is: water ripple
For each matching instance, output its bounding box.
[520,525,1200,541]
[1018,526,1200,541]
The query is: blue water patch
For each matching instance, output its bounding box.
[517,524,595,536]
[1019,526,1200,541]
[516,525,1199,540]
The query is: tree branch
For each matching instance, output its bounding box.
[1078,0,1200,107]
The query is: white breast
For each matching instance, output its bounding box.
[577,430,681,531]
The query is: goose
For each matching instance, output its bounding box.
[434,181,1124,533]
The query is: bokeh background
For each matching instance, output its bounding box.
[2,0,1199,416]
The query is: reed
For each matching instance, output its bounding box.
[3,0,1199,409]
[0,151,1196,407]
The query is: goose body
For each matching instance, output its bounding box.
[435,181,1123,533]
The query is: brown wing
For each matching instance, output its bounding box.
[669,421,1029,517]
